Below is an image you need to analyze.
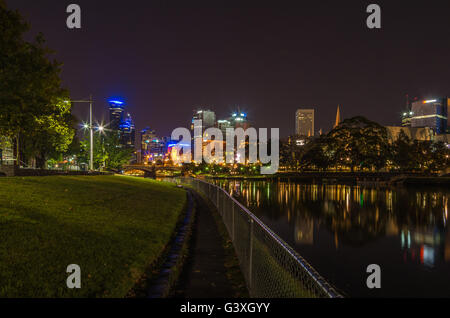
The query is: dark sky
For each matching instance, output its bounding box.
[6,0,450,137]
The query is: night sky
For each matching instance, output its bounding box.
[6,0,450,138]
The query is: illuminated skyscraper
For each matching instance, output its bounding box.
[190,109,216,137]
[120,113,136,148]
[109,100,125,131]
[217,119,233,136]
[411,98,448,134]
[296,109,315,137]
[230,111,250,130]
[109,99,135,148]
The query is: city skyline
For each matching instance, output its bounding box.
[1,0,450,303]
[6,0,450,137]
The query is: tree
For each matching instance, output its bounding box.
[391,130,414,171]
[104,133,134,170]
[0,1,73,167]
[429,141,449,172]
[78,132,133,171]
[327,117,389,171]
[280,136,307,171]
[300,135,332,171]
[21,99,76,168]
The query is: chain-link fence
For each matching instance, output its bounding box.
[171,177,342,298]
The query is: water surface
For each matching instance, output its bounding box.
[214,179,450,297]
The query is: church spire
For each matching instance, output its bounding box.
[334,105,341,128]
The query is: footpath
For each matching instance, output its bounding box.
[173,191,235,298]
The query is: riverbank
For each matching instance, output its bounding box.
[0,175,186,297]
[199,172,450,186]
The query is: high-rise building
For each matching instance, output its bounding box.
[230,111,251,130]
[141,127,156,153]
[109,100,125,131]
[401,95,420,127]
[411,98,448,135]
[119,113,136,148]
[401,111,414,127]
[108,99,136,149]
[296,109,315,137]
[217,119,233,136]
[190,109,216,138]
[447,98,450,133]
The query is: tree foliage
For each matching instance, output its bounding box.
[280,116,449,173]
[0,1,74,167]
[78,132,133,171]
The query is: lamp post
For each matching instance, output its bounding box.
[66,95,94,171]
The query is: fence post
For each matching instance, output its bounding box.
[216,187,220,211]
[232,202,235,242]
[249,218,254,293]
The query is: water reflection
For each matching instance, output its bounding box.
[214,179,450,297]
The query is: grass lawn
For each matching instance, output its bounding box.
[0,175,186,298]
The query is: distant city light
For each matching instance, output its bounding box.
[423,99,437,104]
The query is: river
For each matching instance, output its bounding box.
[212,179,450,297]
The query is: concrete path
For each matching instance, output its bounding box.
[173,191,234,298]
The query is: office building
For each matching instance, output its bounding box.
[401,95,420,127]
[119,113,136,148]
[190,109,216,141]
[230,111,251,130]
[296,109,315,137]
[217,119,233,136]
[411,98,448,135]
[109,100,125,131]
[385,126,435,143]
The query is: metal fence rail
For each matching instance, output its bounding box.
[173,177,342,298]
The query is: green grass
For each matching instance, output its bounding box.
[0,175,186,298]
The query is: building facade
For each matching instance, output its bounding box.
[230,111,251,130]
[109,100,125,131]
[190,109,217,143]
[385,126,435,143]
[217,119,233,136]
[119,113,136,148]
[411,98,448,135]
[296,109,315,137]
[0,137,14,166]
[109,99,136,149]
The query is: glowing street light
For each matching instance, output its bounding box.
[65,95,95,171]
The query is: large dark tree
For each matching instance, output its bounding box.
[0,1,74,168]
[327,116,389,171]
[300,135,332,171]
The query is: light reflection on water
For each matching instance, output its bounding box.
[214,179,450,297]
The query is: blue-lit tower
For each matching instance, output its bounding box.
[109,100,125,131]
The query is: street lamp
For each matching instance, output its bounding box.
[65,95,94,171]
